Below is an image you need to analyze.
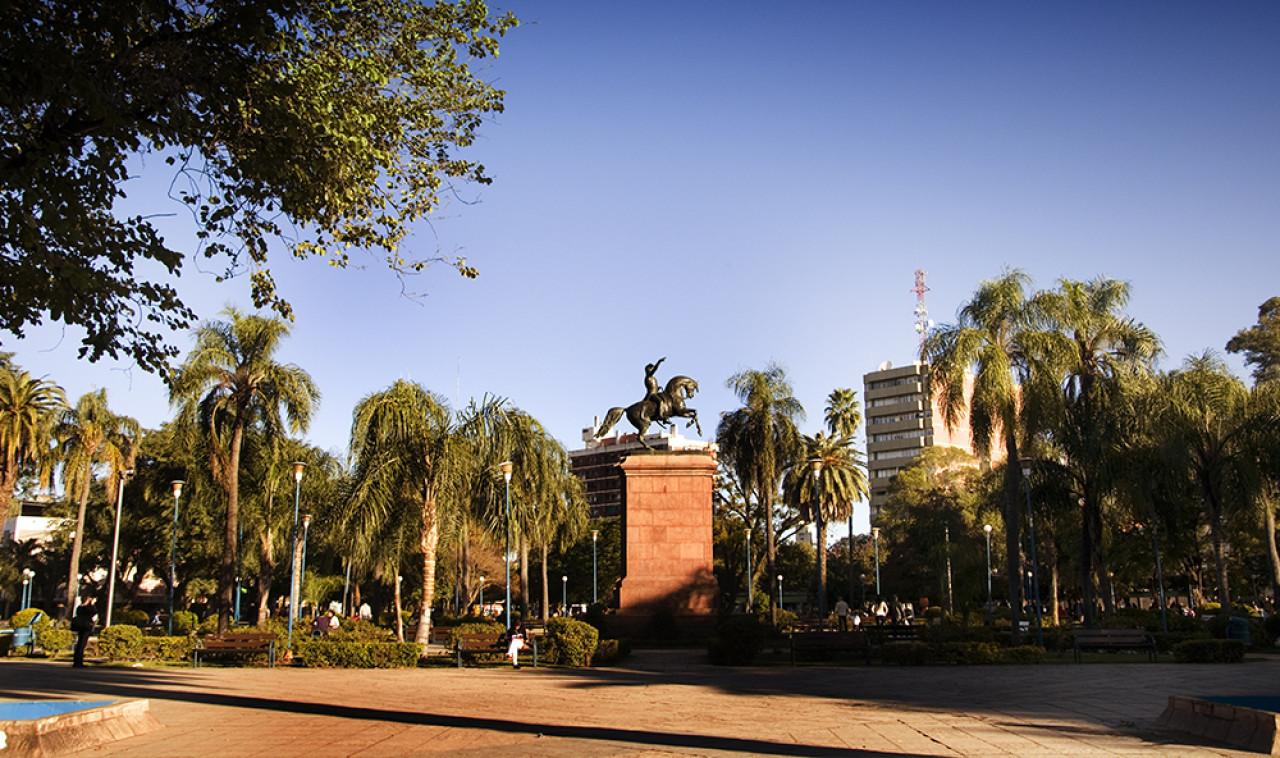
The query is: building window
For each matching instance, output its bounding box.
[872,448,920,461]
[870,429,930,443]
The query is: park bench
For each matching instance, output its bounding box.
[1072,628,1156,663]
[192,632,277,668]
[789,631,872,665]
[454,632,538,668]
[868,624,920,646]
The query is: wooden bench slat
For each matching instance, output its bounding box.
[1072,629,1156,662]
[193,632,277,668]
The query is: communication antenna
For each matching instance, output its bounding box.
[912,268,933,348]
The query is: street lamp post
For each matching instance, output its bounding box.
[479,576,485,614]
[287,462,305,650]
[808,458,825,626]
[168,480,184,636]
[21,569,34,610]
[1018,458,1045,648]
[859,573,866,610]
[1152,523,1169,633]
[561,575,567,616]
[300,514,313,611]
[745,529,753,611]
[872,527,881,596]
[105,468,133,627]
[499,461,513,630]
[944,524,953,615]
[983,524,994,624]
[591,529,599,605]
[777,574,784,617]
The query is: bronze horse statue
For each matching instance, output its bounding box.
[595,374,702,448]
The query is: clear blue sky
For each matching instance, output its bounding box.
[9,2,1280,531]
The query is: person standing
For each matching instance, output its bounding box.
[834,597,850,631]
[71,601,96,667]
[873,596,888,626]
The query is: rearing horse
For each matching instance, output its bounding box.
[595,375,701,448]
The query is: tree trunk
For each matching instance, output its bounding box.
[816,515,827,626]
[1266,503,1280,604]
[219,422,245,633]
[65,474,93,617]
[540,543,550,624]
[1046,534,1060,626]
[256,527,274,625]
[519,532,530,620]
[414,487,439,651]
[1003,435,1024,645]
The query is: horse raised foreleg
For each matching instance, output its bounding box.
[685,410,702,437]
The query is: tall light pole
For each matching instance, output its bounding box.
[499,461,513,630]
[808,458,825,626]
[21,568,34,610]
[300,514,313,613]
[479,575,486,614]
[287,461,305,650]
[871,527,881,596]
[1018,458,1044,648]
[777,574,784,617]
[561,575,567,616]
[168,480,184,636]
[944,524,953,615]
[983,524,994,625]
[745,529,753,611]
[105,468,133,627]
[591,528,599,605]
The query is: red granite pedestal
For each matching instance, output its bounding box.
[612,451,719,638]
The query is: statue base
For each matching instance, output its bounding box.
[611,451,719,638]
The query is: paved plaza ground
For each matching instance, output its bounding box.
[2,650,1276,757]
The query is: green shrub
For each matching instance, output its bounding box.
[919,624,995,645]
[923,606,944,619]
[708,615,766,666]
[1173,638,1246,663]
[294,641,422,668]
[100,625,144,660]
[1152,631,1210,653]
[10,607,51,633]
[1003,645,1045,664]
[445,620,505,664]
[330,617,392,643]
[116,609,150,627]
[197,615,219,635]
[1199,602,1222,615]
[592,638,631,666]
[543,617,599,667]
[939,641,1002,665]
[880,641,935,666]
[768,608,798,632]
[139,636,195,661]
[39,628,75,656]
[172,611,198,636]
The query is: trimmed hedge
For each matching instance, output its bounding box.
[1002,645,1045,664]
[39,628,74,656]
[294,640,422,668]
[592,637,631,666]
[10,607,51,634]
[881,641,936,666]
[542,617,599,667]
[1173,639,1246,663]
[708,615,766,666]
[100,625,144,660]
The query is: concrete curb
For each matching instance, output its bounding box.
[0,699,162,756]
[1157,695,1280,755]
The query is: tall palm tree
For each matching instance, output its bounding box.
[347,380,458,648]
[922,268,1043,642]
[784,427,867,620]
[1149,353,1255,607]
[0,366,65,522]
[1036,277,1160,624]
[170,307,319,632]
[57,390,134,614]
[717,363,805,597]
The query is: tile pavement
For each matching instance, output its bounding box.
[1,650,1275,757]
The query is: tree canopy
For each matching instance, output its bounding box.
[1,0,517,373]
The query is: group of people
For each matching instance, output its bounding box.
[833,595,915,630]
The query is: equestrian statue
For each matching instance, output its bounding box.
[594,357,701,448]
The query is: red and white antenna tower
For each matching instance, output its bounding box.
[912,269,933,348]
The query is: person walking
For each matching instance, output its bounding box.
[834,597,850,631]
[873,596,888,626]
[71,601,96,667]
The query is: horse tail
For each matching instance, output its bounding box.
[595,407,625,438]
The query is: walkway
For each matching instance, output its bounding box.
[1,650,1273,757]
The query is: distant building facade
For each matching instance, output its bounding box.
[863,362,990,522]
[2,496,62,544]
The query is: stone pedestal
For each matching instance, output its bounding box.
[613,451,719,637]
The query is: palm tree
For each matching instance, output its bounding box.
[0,366,65,523]
[347,379,457,647]
[922,268,1042,642]
[717,363,805,598]
[1036,277,1160,624]
[784,427,867,622]
[1149,353,1255,607]
[170,307,319,632]
[57,390,136,614]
